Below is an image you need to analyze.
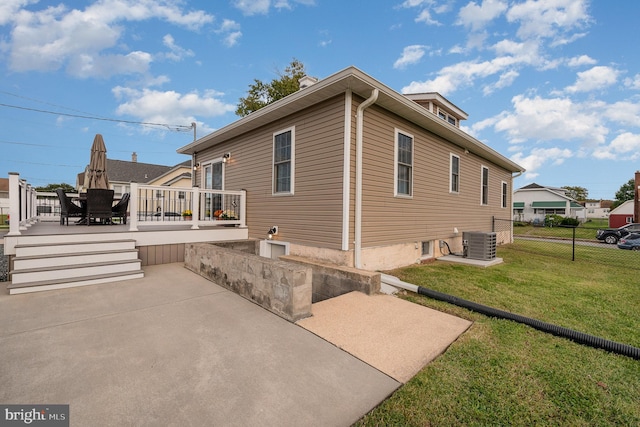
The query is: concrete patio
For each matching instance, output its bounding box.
[0,262,471,426]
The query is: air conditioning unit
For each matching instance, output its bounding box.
[462,231,496,260]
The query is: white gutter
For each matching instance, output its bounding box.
[354,89,379,269]
[341,90,352,251]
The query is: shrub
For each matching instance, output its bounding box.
[561,217,580,227]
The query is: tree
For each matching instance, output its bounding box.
[235,59,309,117]
[612,178,635,209]
[561,185,588,201]
[35,183,75,192]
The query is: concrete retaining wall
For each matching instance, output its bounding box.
[184,243,312,322]
[281,255,381,303]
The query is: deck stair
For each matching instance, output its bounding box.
[8,239,144,294]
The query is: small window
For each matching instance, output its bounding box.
[273,128,295,195]
[447,116,457,126]
[481,166,489,205]
[395,130,413,197]
[421,241,432,257]
[438,111,446,120]
[501,181,508,208]
[450,154,460,193]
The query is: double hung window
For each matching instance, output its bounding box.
[273,128,294,195]
[395,130,413,197]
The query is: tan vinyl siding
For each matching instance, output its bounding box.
[360,104,512,248]
[196,95,347,250]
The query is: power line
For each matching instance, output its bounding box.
[0,101,194,132]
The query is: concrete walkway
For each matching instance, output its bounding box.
[0,262,474,426]
[0,264,400,426]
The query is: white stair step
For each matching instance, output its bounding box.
[14,239,136,257]
[11,260,142,284]
[8,271,145,295]
[12,249,139,270]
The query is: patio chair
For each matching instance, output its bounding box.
[111,193,130,225]
[86,189,114,225]
[56,188,86,226]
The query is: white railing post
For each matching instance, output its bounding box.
[128,182,139,231]
[191,187,200,230]
[19,179,28,230]
[240,190,247,227]
[7,172,21,236]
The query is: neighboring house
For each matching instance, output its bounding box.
[77,153,191,195]
[178,66,524,271]
[513,183,585,223]
[608,200,634,228]
[0,178,9,219]
[583,200,611,219]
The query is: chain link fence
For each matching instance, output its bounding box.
[493,218,640,271]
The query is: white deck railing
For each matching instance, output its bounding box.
[5,173,246,235]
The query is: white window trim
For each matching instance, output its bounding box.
[501,181,508,208]
[480,165,489,206]
[450,153,460,194]
[272,126,295,196]
[394,128,414,198]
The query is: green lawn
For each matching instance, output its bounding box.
[356,242,640,427]
[513,218,608,240]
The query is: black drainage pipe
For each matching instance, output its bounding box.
[415,285,640,360]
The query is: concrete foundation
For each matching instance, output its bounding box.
[184,243,312,322]
[282,255,380,303]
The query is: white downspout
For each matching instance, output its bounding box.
[355,89,379,269]
[341,90,352,251]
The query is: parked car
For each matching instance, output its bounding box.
[617,233,640,251]
[596,223,640,244]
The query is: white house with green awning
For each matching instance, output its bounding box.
[513,183,585,223]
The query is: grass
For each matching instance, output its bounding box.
[356,243,640,427]
[513,218,608,240]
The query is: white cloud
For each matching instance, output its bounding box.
[0,0,34,26]
[564,65,619,93]
[112,86,236,133]
[232,0,315,15]
[493,95,608,145]
[510,147,573,177]
[160,34,195,62]
[457,0,508,31]
[602,101,640,127]
[567,54,596,67]
[67,51,153,79]
[415,9,441,25]
[394,45,427,69]
[216,19,242,47]
[483,70,519,95]
[5,1,213,76]
[624,74,640,90]
[593,133,640,160]
[402,52,528,95]
[506,0,590,42]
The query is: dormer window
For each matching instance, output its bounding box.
[447,116,457,126]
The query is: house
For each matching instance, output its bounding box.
[608,200,634,228]
[77,153,192,195]
[0,177,9,221]
[513,183,585,223]
[583,200,611,219]
[178,66,525,271]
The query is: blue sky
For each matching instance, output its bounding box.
[1,0,638,199]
